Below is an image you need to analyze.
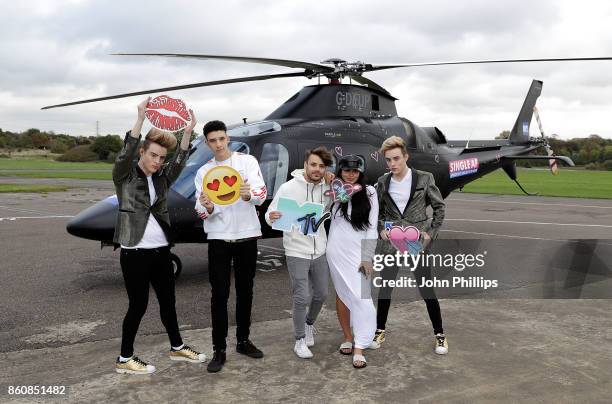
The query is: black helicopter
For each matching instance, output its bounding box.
[43,54,611,276]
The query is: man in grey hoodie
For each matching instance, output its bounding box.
[266,147,333,359]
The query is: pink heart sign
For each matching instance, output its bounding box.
[334,146,343,156]
[388,225,422,254]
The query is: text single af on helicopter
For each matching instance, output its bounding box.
[43,54,612,277]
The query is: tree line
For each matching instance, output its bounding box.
[0,128,192,163]
[2,127,611,170]
[495,131,612,170]
[0,128,122,162]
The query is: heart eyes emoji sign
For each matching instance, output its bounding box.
[203,166,243,205]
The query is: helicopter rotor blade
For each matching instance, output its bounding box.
[366,57,612,71]
[44,54,612,110]
[114,53,612,73]
[41,71,307,110]
[113,53,334,74]
[349,75,392,95]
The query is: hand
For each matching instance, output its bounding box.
[137,97,151,121]
[268,211,282,223]
[380,229,389,240]
[324,171,335,185]
[184,109,196,135]
[240,178,251,201]
[199,192,214,213]
[422,232,431,248]
[360,261,373,278]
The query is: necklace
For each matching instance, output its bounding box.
[214,151,233,167]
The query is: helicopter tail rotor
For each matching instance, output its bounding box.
[533,106,560,175]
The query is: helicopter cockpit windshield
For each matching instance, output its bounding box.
[170,120,281,200]
[171,137,250,200]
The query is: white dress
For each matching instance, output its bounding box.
[326,186,379,349]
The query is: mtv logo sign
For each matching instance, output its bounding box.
[272,197,327,236]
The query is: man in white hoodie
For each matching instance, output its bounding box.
[266,147,333,359]
[194,120,267,373]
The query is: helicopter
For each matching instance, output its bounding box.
[43,53,611,277]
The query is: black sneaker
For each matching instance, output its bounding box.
[236,339,264,359]
[207,350,226,373]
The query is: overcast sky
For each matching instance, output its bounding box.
[1,0,611,140]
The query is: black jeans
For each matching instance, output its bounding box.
[376,264,444,335]
[119,246,183,357]
[208,239,258,351]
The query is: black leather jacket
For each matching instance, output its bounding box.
[375,168,445,254]
[112,132,189,247]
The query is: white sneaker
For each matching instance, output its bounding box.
[368,340,380,350]
[434,333,448,355]
[293,338,313,359]
[305,323,317,347]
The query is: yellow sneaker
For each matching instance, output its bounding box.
[169,345,206,363]
[434,333,448,355]
[369,329,386,349]
[115,356,155,375]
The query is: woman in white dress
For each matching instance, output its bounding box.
[326,155,379,369]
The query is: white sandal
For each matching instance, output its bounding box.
[352,353,367,369]
[339,341,353,355]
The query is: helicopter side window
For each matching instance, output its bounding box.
[355,155,366,171]
[371,95,379,111]
[171,138,250,200]
[329,155,337,173]
[259,143,289,199]
[399,118,417,149]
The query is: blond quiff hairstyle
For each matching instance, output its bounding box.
[379,135,407,156]
[142,128,177,151]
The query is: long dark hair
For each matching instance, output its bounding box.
[334,170,371,231]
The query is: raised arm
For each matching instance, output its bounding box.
[112,98,150,184]
[164,109,196,185]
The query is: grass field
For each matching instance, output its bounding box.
[0,158,111,180]
[461,168,612,199]
[0,171,111,180]
[0,158,112,170]
[0,184,71,193]
[0,158,610,198]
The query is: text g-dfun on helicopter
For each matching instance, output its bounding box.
[43,53,612,277]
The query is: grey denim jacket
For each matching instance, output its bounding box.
[112,131,189,247]
[375,168,445,254]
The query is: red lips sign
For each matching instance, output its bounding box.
[145,95,191,132]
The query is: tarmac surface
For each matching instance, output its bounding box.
[1,178,611,403]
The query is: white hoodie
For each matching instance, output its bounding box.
[194,152,266,240]
[265,169,330,259]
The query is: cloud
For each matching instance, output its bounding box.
[1,0,611,139]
